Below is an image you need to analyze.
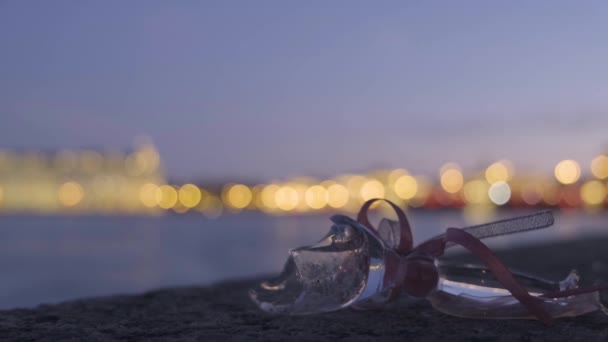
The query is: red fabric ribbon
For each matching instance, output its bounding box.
[356,198,607,325]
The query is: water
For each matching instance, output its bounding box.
[0,209,606,309]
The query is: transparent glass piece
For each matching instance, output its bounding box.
[461,210,554,240]
[251,210,606,320]
[428,263,602,320]
[421,211,555,249]
[250,215,394,314]
[599,290,608,315]
[377,218,400,250]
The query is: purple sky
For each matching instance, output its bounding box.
[1,1,607,181]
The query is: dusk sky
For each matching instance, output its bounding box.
[1,1,607,182]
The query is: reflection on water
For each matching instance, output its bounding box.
[0,209,606,309]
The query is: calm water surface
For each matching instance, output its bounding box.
[0,209,607,309]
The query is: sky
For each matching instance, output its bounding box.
[1,1,607,182]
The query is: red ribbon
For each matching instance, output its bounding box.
[356,198,607,325]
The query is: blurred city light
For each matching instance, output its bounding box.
[326,183,349,209]
[488,181,512,206]
[591,155,608,180]
[139,183,159,208]
[520,182,543,206]
[274,185,299,211]
[156,185,177,209]
[178,184,202,208]
[580,180,607,206]
[554,159,581,185]
[360,179,385,201]
[260,184,279,210]
[304,185,328,209]
[394,175,418,200]
[0,141,606,216]
[463,179,489,205]
[223,184,252,209]
[440,163,464,194]
[58,181,84,207]
[485,161,512,184]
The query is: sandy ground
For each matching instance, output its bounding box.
[2,238,608,341]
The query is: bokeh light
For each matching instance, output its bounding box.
[139,183,159,208]
[580,180,607,206]
[520,182,543,205]
[155,185,178,209]
[275,186,299,211]
[251,185,265,209]
[554,160,581,185]
[488,181,511,206]
[485,161,511,184]
[225,184,252,209]
[346,175,367,201]
[304,185,328,209]
[591,155,608,180]
[0,138,606,216]
[261,184,280,209]
[326,184,349,208]
[387,169,409,186]
[463,180,489,204]
[0,142,165,214]
[292,183,309,211]
[178,184,202,208]
[58,181,84,207]
[394,175,418,200]
[440,163,464,194]
[360,179,385,201]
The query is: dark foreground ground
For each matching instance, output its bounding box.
[2,238,608,341]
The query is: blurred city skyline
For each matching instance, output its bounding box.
[2,1,608,182]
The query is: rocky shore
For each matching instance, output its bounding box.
[2,238,608,341]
